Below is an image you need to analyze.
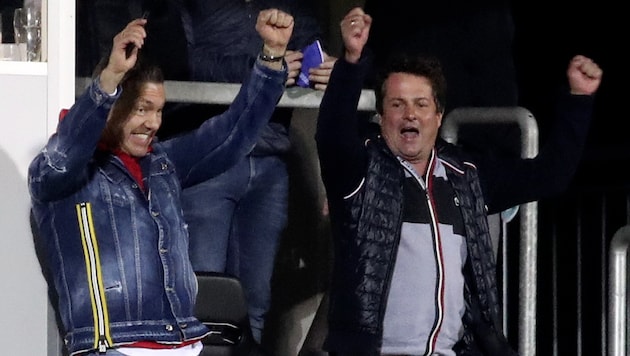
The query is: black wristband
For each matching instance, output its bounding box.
[259,52,284,63]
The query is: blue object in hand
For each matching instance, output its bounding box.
[297,40,324,88]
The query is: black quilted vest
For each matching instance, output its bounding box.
[325,138,517,356]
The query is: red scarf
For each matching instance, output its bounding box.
[114,149,146,191]
[97,143,152,192]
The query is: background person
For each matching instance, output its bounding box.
[166,0,337,347]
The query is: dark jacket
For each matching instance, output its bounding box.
[315,56,593,355]
[182,0,323,155]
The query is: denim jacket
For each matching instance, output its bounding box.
[28,60,286,355]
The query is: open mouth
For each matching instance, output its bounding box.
[401,127,419,138]
[130,132,153,146]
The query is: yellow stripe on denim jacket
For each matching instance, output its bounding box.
[76,202,113,352]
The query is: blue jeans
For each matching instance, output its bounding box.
[182,155,289,343]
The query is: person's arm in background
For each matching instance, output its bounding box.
[477,55,603,214]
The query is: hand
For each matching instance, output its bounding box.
[567,55,603,96]
[257,9,294,58]
[100,18,147,93]
[340,7,371,64]
[309,54,338,91]
[284,50,304,87]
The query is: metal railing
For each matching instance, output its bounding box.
[608,224,630,356]
[441,106,539,356]
[75,78,376,110]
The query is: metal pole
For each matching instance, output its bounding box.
[441,106,539,356]
[608,225,630,356]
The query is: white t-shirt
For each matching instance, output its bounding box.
[115,341,203,356]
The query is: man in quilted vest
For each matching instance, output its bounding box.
[315,7,602,356]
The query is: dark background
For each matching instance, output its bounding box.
[511,0,623,182]
[511,2,625,355]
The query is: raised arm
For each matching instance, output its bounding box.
[567,54,603,96]
[315,7,373,199]
[306,6,371,93]
[341,7,372,64]
[28,19,148,202]
[256,8,294,71]
[99,18,148,92]
[478,55,603,213]
[166,9,293,186]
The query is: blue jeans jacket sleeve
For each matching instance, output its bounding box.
[161,59,287,188]
[28,79,120,203]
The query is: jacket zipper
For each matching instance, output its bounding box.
[76,202,113,352]
[399,150,445,355]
